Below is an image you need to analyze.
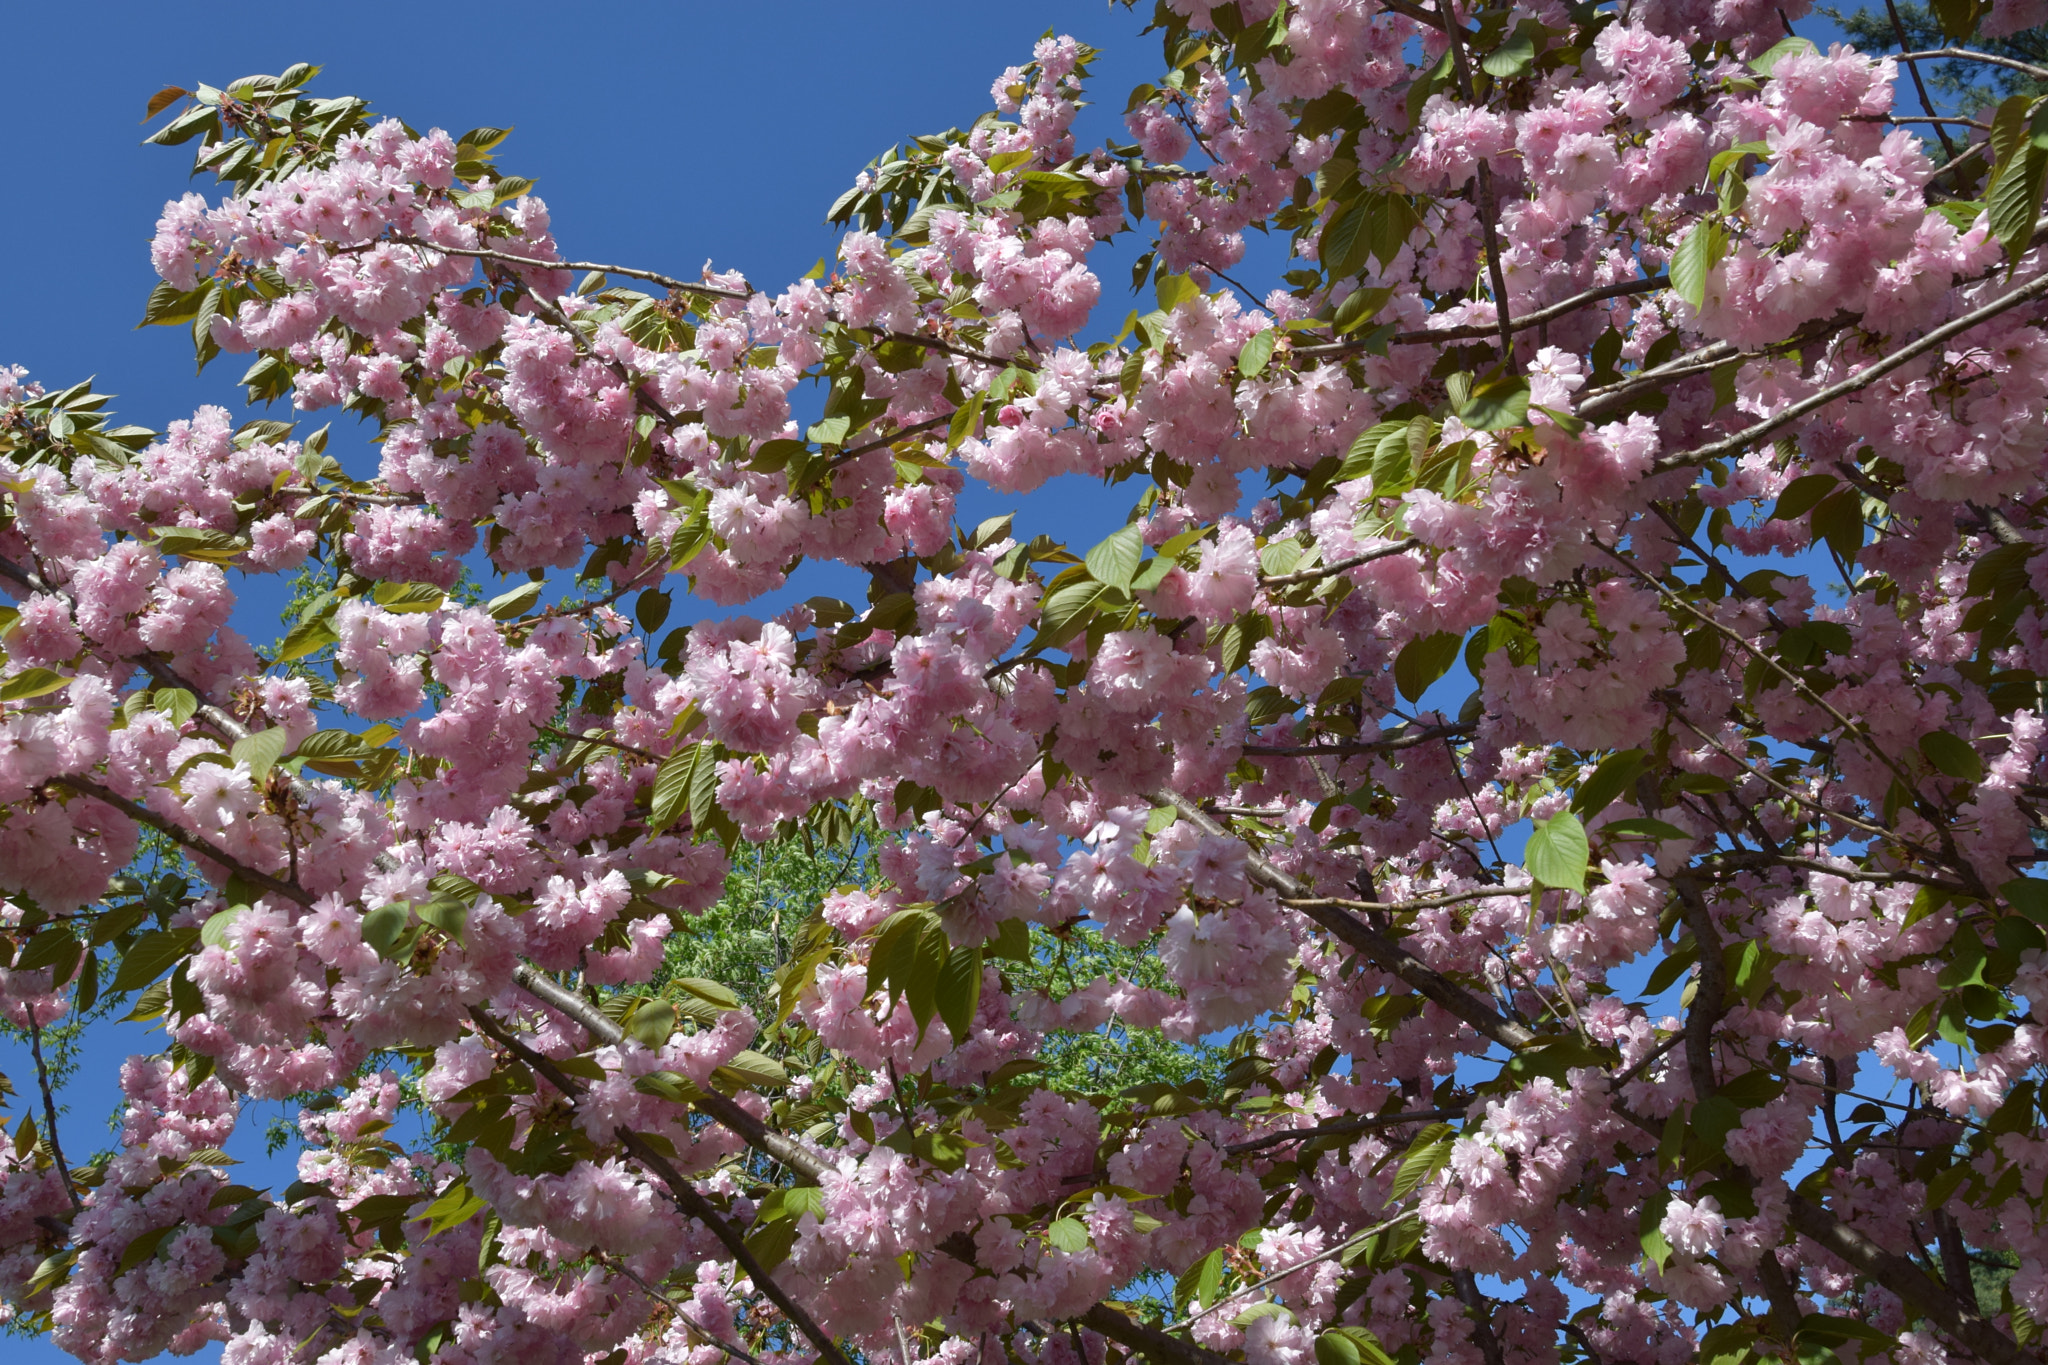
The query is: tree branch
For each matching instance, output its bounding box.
[43,774,312,908]
[384,236,751,299]
[1784,1193,2031,1365]
[1895,47,2048,82]
[27,1019,80,1212]
[1299,277,1669,356]
[1259,539,1421,586]
[1651,268,2048,474]
[1157,791,1538,1050]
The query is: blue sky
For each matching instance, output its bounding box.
[0,5,1170,1360]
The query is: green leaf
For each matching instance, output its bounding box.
[1669,219,1726,310]
[1175,1247,1225,1311]
[457,126,514,153]
[0,669,73,701]
[1748,35,1817,74]
[486,581,543,620]
[628,1000,678,1048]
[294,729,376,763]
[1388,1123,1455,1199]
[1796,1316,1896,1349]
[936,944,983,1040]
[1936,199,1986,232]
[1456,372,1530,431]
[1572,749,1647,819]
[1809,488,1865,564]
[988,917,1032,961]
[1919,731,1984,782]
[361,903,414,962]
[156,525,246,564]
[1334,286,1394,335]
[807,415,851,446]
[1046,1216,1089,1252]
[118,1225,176,1275]
[2002,876,2048,923]
[1988,113,2048,265]
[1480,28,1536,79]
[674,976,742,1010]
[1034,578,1113,650]
[1338,421,1403,483]
[744,1214,801,1270]
[109,927,200,995]
[274,615,338,662]
[1394,631,1462,703]
[414,895,468,945]
[1930,0,1981,36]
[633,1070,703,1103]
[947,393,985,452]
[1320,1329,1395,1365]
[649,744,702,835]
[1321,196,1373,279]
[713,1049,789,1091]
[230,727,289,782]
[1640,1223,1673,1272]
[1603,816,1690,842]
[1317,1335,1364,1365]
[636,589,671,634]
[423,1178,488,1236]
[1238,329,1277,378]
[1369,193,1420,270]
[200,907,243,950]
[1156,273,1202,312]
[1768,473,1838,521]
[154,688,199,726]
[1526,810,1590,892]
[372,581,444,614]
[754,1185,826,1223]
[1085,524,1145,592]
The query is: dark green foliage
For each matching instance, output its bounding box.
[1006,924,1230,1095]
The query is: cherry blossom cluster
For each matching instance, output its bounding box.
[2,11,2047,1365]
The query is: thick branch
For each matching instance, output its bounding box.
[1080,1307,1233,1365]
[1784,1193,2031,1365]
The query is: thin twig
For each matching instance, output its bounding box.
[385,236,751,298]
[1243,723,1471,758]
[1260,539,1420,586]
[1887,1,1961,159]
[43,775,312,908]
[27,1019,81,1212]
[1297,277,1669,356]
[537,724,665,765]
[1175,1211,1421,1330]
[1225,1108,1463,1155]
[1439,0,1516,369]
[1649,268,2048,473]
[1895,48,2048,82]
